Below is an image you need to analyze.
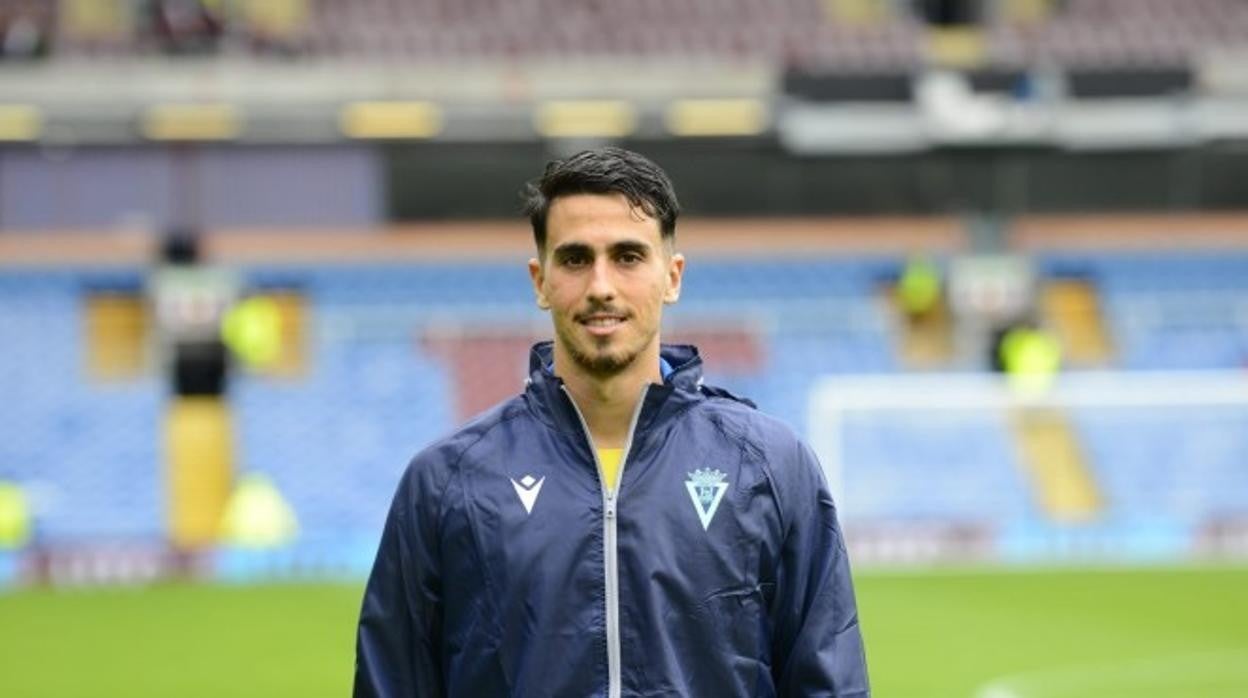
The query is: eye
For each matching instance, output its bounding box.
[560,252,591,268]
[617,251,645,266]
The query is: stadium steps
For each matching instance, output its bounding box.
[1011,407,1103,523]
[1041,279,1113,367]
[167,397,234,548]
[84,291,148,380]
[269,291,308,376]
[885,287,955,369]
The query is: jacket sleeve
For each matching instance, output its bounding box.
[770,439,870,697]
[354,465,445,697]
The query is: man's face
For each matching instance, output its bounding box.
[529,193,684,379]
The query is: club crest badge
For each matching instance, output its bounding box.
[685,468,728,531]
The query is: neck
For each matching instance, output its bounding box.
[555,346,661,449]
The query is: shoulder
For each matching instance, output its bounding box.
[692,395,829,523]
[692,393,807,463]
[396,394,533,504]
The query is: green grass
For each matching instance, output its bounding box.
[857,565,1248,698]
[0,582,364,698]
[0,566,1244,697]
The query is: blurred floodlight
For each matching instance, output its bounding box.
[339,101,443,140]
[534,100,637,139]
[141,104,241,141]
[664,99,768,137]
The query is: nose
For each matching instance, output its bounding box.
[586,257,616,302]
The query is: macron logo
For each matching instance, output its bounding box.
[510,474,545,515]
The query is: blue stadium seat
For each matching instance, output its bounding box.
[5,252,1246,560]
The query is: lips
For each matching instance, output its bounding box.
[578,312,628,335]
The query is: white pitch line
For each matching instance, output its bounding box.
[971,647,1248,698]
[974,685,1023,698]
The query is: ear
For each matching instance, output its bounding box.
[528,257,550,310]
[663,252,684,304]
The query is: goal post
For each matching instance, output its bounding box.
[808,371,1248,565]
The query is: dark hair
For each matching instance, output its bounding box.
[523,146,679,254]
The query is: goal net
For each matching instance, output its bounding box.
[807,371,1248,566]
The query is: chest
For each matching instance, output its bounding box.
[439,423,784,594]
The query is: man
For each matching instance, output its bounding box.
[355,147,870,697]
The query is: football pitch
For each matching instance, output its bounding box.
[0,565,1243,697]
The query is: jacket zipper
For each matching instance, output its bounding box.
[562,383,650,698]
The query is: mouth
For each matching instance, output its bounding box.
[577,313,628,336]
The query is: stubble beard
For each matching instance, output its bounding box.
[556,317,656,379]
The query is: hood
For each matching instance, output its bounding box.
[523,341,717,437]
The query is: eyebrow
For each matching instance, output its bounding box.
[551,240,652,262]
[610,240,650,257]
[551,242,593,263]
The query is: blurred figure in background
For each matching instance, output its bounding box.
[997,318,1062,393]
[898,254,943,324]
[148,230,240,550]
[147,0,224,55]
[0,0,52,60]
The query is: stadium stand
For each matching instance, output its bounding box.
[6,0,1248,575]
[986,0,1248,69]
[4,236,1247,557]
[40,0,924,69]
[0,269,163,542]
[1040,253,1248,370]
[24,0,1246,72]
[0,245,899,547]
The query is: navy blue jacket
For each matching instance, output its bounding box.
[355,343,869,697]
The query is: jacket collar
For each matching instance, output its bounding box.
[524,341,704,436]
